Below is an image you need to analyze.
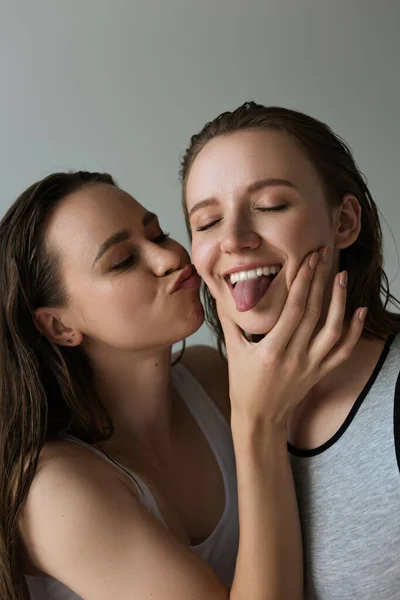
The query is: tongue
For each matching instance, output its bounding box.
[232,275,272,312]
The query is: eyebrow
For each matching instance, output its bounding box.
[93,211,157,265]
[247,177,298,194]
[188,178,299,218]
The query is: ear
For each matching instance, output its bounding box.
[334,194,362,250]
[34,307,83,347]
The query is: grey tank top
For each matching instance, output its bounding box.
[289,333,400,600]
[26,362,239,599]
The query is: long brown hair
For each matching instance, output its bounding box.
[0,171,115,599]
[180,101,400,348]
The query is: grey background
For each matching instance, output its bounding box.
[1,0,399,346]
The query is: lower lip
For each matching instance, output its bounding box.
[175,272,201,292]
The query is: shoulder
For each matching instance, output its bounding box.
[178,345,230,422]
[20,441,224,599]
[390,332,400,356]
[20,441,142,579]
[20,440,141,544]
[31,439,133,487]
[21,441,140,537]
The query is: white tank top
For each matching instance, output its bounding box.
[26,363,239,599]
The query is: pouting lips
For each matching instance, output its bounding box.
[170,264,201,293]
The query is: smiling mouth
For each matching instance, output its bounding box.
[226,265,281,285]
[225,265,282,312]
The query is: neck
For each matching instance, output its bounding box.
[288,333,387,449]
[315,333,386,395]
[86,342,176,460]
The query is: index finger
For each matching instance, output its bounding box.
[260,249,321,353]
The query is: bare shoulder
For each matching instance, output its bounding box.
[29,439,134,489]
[21,440,139,544]
[20,440,137,573]
[30,439,136,492]
[179,345,230,422]
[19,440,225,599]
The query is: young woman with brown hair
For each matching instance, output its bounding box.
[181,102,400,599]
[0,170,362,599]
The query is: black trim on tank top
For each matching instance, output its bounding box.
[288,333,396,457]
[394,368,400,474]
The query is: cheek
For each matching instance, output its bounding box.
[276,212,332,256]
[70,276,151,330]
[285,216,335,280]
[191,235,218,281]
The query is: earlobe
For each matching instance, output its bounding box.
[335,194,362,250]
[34,308,83,347]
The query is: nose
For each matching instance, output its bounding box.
[146,243,184,277]
[220,219,261,254]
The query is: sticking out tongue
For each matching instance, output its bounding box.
[232,275,273,312]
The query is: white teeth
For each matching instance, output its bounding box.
[229,265,281,285]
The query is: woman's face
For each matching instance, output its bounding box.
[44,183,204,351]
[186,129,338,335]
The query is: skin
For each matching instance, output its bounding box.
[186,128,360,335]
[19,179,364,599]
[30,183,230,560]
[186,128,386,449]
[40,183,204,352]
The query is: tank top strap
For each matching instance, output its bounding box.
[171,361,237,518]
[63,436,166,525]
[57,364,238,588]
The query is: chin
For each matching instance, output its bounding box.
[175,301,205,341]
[231,307,281,337]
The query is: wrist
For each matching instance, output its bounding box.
[231,411,288,449]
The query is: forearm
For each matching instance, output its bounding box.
[230,414,303,600]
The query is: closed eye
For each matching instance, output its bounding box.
[111,232,170,272]
[111,255,136,271]
[256,204,289,213]
[196,218,222,232]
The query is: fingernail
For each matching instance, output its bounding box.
[309,252,319,270]
[358,307,368,321]
[339,270,348,288]
[321,246,330,264]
